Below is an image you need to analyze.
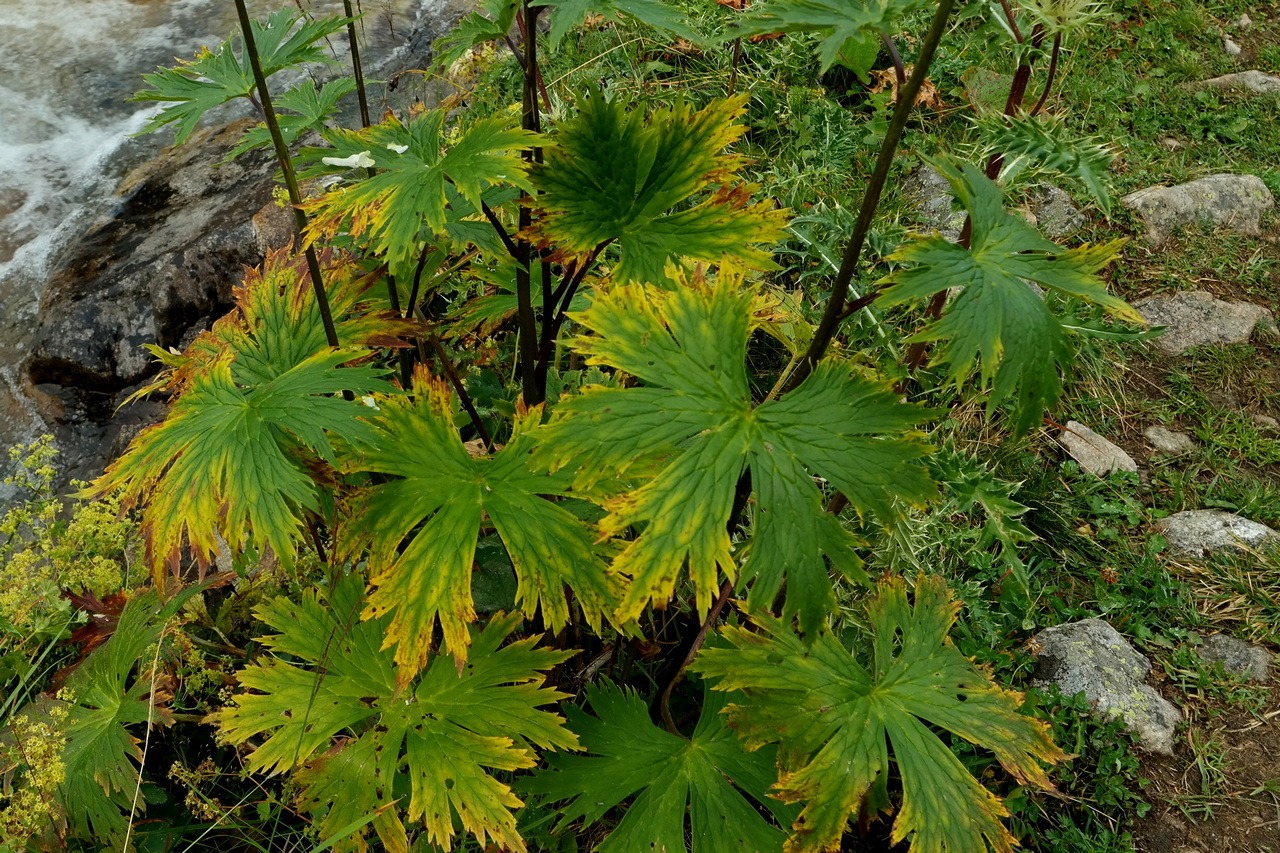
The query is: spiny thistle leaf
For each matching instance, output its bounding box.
[538,274,935,632]
[528,91,788,285]
[302,111,537,273]
[734,0,930,73]
[692,575,1070,853]
[340,370,622,681]
[976,113,1117,214]
[227,77,358,160]
[210,576,577,853]
[133,10,349,144]
[526,681,795,851]
[533,0,703,47]
[879,157,1139,435]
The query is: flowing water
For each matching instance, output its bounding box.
[0,0,434,472]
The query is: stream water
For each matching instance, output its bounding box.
[0,0,433,471]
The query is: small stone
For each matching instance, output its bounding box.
[1156,510,1280,558]
[1160,136,1184,151]
[1252,413,1279,430]
[1144,425,1196,454]
[1133,290,1277,355]
[1032,619,1182,754]
[1236,12,1252,28]
[1198,634,1273,682]
[1188,70,1280,94]
[1027,183,1085,239]
[903,164,966,242]
[1223,34,1243,56]
[1121,174,1275,244]
[1059,421,1139,476]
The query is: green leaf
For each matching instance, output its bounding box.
[879,157,1138,435]
[303,110,538,272]
[432,0,520,70]
[210,576,578,853]
[340,371,622,681]
[538,275,934,632]
[975,113,1117,214]
[533,0,703,48]
[735,0,929,72]
[526,681,793,851]
[529,91,788,285]
[133,10,349,144]
[693,575,1070,853]
[227,77,358,160]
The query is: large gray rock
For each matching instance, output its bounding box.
[1156,510,1280,558]
[1198,635,1273,683]
[1188,70,1280,94]
[1059,421,1139,476]
[1134,290,1277,355]
[904,165,965,242]
[1032,619,1182,754]
[1026,183,1085,238]
[1121,174,1274,243]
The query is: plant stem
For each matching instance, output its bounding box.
[341,0,371,128]
[658,578,734,734]
[882,33,906,88]
[781,0,957,394]
[233,0,340,350]
[515,0,545,406]
[1030,31,1062,116]
[998,0,1024,42]
[425,328,495,451]
[727,37,744,96]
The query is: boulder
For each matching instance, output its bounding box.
[1059,421,1139,476]
[1120,174,1274,244]
[903,164,965,242]
[1197,634,1273,683]
[1156,510,1280,558]
[1134,290,1277,355]
[1026,183,1085,239]
[1188,70,1280,94]
[1144,425,1196,454]
[1032,619,1182,754]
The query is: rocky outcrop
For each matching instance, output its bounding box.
[1032,619,1182,754]
[1121,174,1274,244]
[1156,510,1280,559]
[1134,290,1277,355]
[1187,70,1280,95]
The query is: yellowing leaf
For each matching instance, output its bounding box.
[341,370,622,681]
[210,576,578,853]
[529,91,788,284]
[693,575,1069,853]
[538,274,934,632]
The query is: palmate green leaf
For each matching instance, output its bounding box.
[56,590,183,845]
[227,77,358,160]
[735,0,929,73]
[975,113,1117,214]
[211,575,577,853]
[879,157,1139,435]
[693,575,1069,853]
[433,0,519,70]
[526,681,795,851]
[533,0,703,47]
[340,370,621,681]
[96,351,387,573]
[302,111,537,272]
[529,90,788,285]
[538,275,935,632]
[133,10,349,144]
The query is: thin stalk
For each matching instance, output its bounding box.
[533,243,606,391]
[341,0,371,127]
[659,578,734,734]
[481,200,522,260]
[726,37,743,96]
[233,0,340,350]
[514,0,545,406]
[998,0,1024,42]
[781,0,957,395]
[424,326,496,451]
[882,33,906,88]
[1030,31,1063,116]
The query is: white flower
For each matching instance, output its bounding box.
[386,143,409,154]
[322,150,375,169]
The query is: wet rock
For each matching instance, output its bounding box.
[1027,183,1085,239]
[1121,174,1275,244]
[1059,421,1139,476]
[1188,70,1280,94]
[1133,290,1277,355]
[1144,425,1196,454]
[904,164,965,242]
[1156,510,1280,558]
[1032,619,1182,754]
[1198,634,1273,683]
